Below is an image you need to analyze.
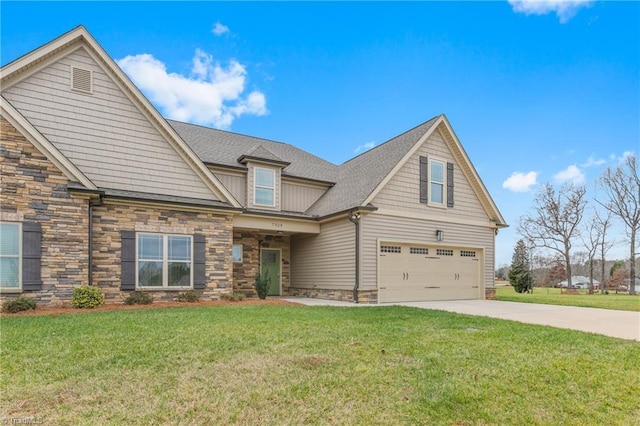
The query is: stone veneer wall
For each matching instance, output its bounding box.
[233,231,290,297]
[485,287,496,300]
[286,287,378,304]
[0,117,89,306]
[92,203,235,303]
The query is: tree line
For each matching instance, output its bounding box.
[507,154,639,295]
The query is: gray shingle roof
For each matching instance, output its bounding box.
[168,120,337,183]
[169,116,440,218]
[307,116,440,217]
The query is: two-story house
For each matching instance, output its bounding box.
[0,26,507,306]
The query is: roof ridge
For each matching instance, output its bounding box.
[167,118,291,147]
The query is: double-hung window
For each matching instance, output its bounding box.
[254,167,275,207]
[0,223,21,289]
[137,233,192,288]
[429,159,445,205]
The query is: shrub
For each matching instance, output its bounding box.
[221,292,245,302]
[2,297,37,313]
[123,291,153,305]
[176,290,200,303]
[71,286,105,309]
[254,271,271,300]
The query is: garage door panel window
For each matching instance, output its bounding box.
[436,248,454,256]
[410,247,429,255]
[380,245,401,254]
[460,250,477,257]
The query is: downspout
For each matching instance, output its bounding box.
[348,210,361,303]
[88,194,104,286]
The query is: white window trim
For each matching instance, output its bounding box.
[136,233,193,289]
[0,222,22,291]
[254,166,276,207]
[232,244,243,263]
[428,158,446,207]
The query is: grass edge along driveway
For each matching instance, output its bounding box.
[2,304,639,425]
[495,285,640,312]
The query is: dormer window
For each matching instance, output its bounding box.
[254,167,275,206]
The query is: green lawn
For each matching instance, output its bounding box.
[1,305,639,425]
[495,286,640,312]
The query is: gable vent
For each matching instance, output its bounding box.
[71,66,93,94]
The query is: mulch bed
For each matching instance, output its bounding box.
[1,298,302,317]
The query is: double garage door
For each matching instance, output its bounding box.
[378,242,481,303]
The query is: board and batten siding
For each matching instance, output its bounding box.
[372,129,486,223]
[290,218,355,290]
[2,47,216,200]
[281,181,327,213]
[214,171,246,206]
[361,212,495,292]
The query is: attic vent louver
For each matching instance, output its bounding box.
[71,66,93,94]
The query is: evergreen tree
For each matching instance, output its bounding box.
[509,240,533,293]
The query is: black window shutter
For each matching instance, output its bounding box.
[419,156,428,204]
[193,234,206,290]
[447,162,454,208]
[22,221,42,291]
[120,231,136,291]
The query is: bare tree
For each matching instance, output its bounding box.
[581,215,599,294]
[519,183,587,288]
[598,154,639,295]
[581,209,614,294]
[595,209,615,294]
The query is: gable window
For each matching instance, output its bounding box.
[0,223,21,289]
[420,156,454,207]
[429,159,445,205]
[254,167,275,206]
[137,233,192,288]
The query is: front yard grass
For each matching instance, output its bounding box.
[2,305,639,425]
[495,285,640,312]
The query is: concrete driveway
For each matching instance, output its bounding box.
[283,298,640,341]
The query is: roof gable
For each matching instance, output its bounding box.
[308,114,506,226]
[307,117,440,217]
[1,26,240,207]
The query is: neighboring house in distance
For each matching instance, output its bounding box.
[0,26,507,306]
[558,276,601,289]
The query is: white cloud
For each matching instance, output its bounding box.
[581,155,606,168]
[354,141,376,154]
[508,0,594,23]
[554,164,585,184]
[502,171,538,192]
[212,22,229,36]
[117,50,267,129]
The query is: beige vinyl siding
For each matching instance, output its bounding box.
[2,47,216,200]
[213,170,247,206]
[290,218,355,290]
[361,212,495,291]
[281,180,328,212]
[372,129,485,222]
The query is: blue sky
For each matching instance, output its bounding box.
[2,1,638,266]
